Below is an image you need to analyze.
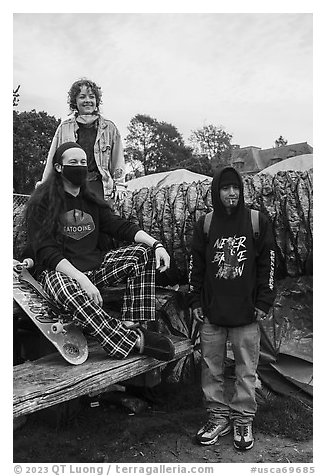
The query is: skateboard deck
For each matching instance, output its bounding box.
[13,260,88,365]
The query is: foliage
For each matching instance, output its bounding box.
[174,153,213,176]
[275,135,288,147]
[13,110,60,194]
[13,85,21,107]
[125,114,193,175]
[189,124,233,169]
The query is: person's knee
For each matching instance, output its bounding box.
[132,243,152,264]
[43,271,84,303]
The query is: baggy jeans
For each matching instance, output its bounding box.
[200,319,260,424]
[40,244,156,359]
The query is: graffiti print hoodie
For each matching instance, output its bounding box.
[189,167,276,327]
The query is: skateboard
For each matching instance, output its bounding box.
[13,259,88,365]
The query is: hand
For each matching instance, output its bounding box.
[78,275,103,307]
[255,307,267,321]
[155,247,170,273]
[113,186,127,203]
[193,307,204,323]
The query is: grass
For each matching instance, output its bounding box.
[255,394,313,441]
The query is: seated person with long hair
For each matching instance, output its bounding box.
[24,142,175,361]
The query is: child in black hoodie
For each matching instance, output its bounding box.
[189,166,276,451]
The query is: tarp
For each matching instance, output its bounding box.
[126,169,211,191]
[257,277,313,401]
[257,154,313,176]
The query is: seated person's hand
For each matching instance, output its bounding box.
[155,247,170,273]
[35,180,43,189]
[78,275,103,307]
[113,185,127,203]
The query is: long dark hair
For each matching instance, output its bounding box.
[24,167,111,244]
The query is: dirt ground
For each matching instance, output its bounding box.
[13,378,313,464]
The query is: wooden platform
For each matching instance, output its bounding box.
[13,336,193,418]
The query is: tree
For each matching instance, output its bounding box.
[13,110,60,194]
[13,85,21,107]
[125,114,192,175]
[175,153,213,176]
[189,124,233,170]
[275,135,288,147]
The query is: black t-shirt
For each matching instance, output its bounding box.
[76,122,98,173]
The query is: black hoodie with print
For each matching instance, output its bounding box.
[28,191,141,274]
[189,167,276,327]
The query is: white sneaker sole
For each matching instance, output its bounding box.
[233,440,254,451]
[197,425,231,445]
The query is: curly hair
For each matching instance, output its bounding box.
[68,78,103,112]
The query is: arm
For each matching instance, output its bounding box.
[29,213,104,306]
[255,213,277,316]
[37,118,76,186]
[134,230,170,273]
[98,209,170,272]
[110,125,127,201]
[55,259,103,307]
[37,126,61,185]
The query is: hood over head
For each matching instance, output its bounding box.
[211,166,244,217]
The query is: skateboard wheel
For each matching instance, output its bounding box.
[63,343,80,358]
[51,322,64,334]
[23,258,34,269]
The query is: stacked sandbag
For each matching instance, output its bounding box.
[119,170,313,279]
[13,170,312,278]
[13,195,29,260]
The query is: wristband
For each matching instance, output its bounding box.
[152,241,164,250]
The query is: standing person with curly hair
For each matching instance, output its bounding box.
[37,78,126,203]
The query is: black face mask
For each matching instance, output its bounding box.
[61,165,88,186]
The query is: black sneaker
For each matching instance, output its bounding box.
[137,328,175,362]
[233,423,254,450]
[196,419,231,445]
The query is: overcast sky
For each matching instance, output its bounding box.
[13,12,312,150]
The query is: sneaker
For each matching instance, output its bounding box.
[196,419,231,445]
[233,423,254,450]
[137,328,175,362]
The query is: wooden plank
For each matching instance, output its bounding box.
[13,336,193,418]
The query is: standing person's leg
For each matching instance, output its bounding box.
[92,243,157,324]
[228,322,260,450]
[196,319,231,445]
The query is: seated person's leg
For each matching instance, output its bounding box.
[40,270,138,359]
[40,270,175,361]
[93,243,157,324]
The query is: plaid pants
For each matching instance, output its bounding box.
[40,244,156,359]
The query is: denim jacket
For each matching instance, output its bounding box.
[45,114,126,200]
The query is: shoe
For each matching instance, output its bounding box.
[123,321,140,330]
[137,328,175,362]
[196,419,231,445]
[233,423,254,450]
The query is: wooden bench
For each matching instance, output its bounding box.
[13,285,196,419]
[13,336,193,418]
